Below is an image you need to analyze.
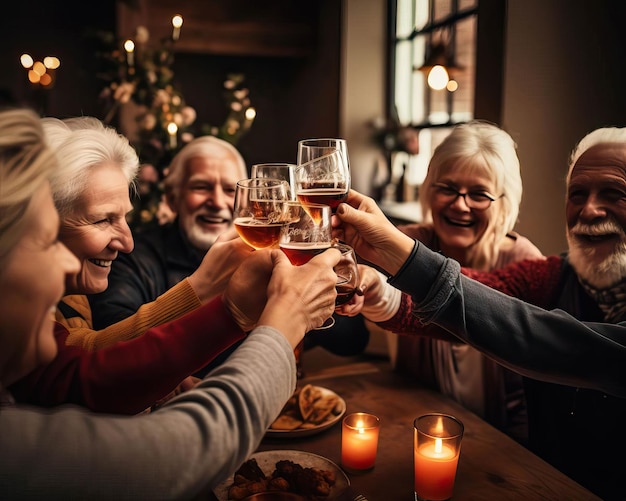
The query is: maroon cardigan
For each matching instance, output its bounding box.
[9,296,246,414]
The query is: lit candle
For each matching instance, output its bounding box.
[243,107,256,132]
[124,39,135,67]
[414,414,464,501]
[341,412,380,472]
[171,15,183,41]
[167,122,178,149]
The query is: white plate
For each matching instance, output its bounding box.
[213,450,350,501]
[266,387,346,439]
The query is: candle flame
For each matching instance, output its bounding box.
[356,419,365,433]
[124,40,135,53]
[172,15,183,29]
[435,437,443,454]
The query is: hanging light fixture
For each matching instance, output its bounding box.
[415,29,463,91]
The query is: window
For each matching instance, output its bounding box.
[385,0,479,199]
[392,0,478,128]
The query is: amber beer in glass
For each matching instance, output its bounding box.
[233,178,290,250]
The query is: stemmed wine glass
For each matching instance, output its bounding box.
[279,203,337,331]
[251,163,297,201]
[295,138,351,214]
[297,138,350,170]
[333,243,361,309]
[233,178,290,250]
[279,201,334,376]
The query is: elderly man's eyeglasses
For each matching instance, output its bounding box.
[432,183,500,210]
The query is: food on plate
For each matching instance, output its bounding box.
[227,458,337,500]
[270,385,342,431]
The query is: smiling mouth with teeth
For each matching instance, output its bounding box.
[444,216,474,227]
[89,259,112,268]
[198,215,229,224]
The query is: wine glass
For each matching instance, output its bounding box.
[251,163,297,201]
[297,138,350,170]
[279,203,337,332]
[295,141,351,215]
[333,242,361,309]
[233,178,290,250]
[279,202,333,265]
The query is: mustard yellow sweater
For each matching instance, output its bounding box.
[56,279,201,350]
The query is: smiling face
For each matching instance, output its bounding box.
[59,162,134,295]
[0,182,80,386]
[566,143,626,287]
[428,165,499,264]
[176,155,241,252]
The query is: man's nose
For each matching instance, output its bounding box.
[579,193,608,222]
[205,186,227,208]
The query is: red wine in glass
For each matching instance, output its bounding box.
[280,242,331,266]
[335,280,357,306]
[296,185,348,213]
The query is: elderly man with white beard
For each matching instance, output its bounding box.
[332,127,626,501]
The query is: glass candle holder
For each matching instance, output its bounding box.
[341,412,380,473]
[414,413,464,501]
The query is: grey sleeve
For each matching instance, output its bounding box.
[389,242,626,398]
[0,326,296,500]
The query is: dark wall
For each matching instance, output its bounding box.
[0,0,116,117]
[0,0,342,170]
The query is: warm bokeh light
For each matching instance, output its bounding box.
[167,122,178,135]
[172,15,183,29]
[39,73,53,86]
[28,69,40,84]
[446,79,458,92]
[32,61,46,76]
[245,107,257,120]
[427,65,449,90]
[44,56,60,69]
[20,54,34,68]
[124,40,135,53]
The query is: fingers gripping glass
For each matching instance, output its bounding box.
[432,183,501,210]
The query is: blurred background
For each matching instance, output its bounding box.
[1,0,626,256]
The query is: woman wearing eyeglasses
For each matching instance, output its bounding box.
[383,120,544,444]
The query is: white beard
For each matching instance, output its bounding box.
[567,221,626,288]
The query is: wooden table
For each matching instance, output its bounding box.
[250,362,600,500]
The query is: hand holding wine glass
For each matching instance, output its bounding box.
[279,201,334,373]
[233,178,290,250]
[279,202,336,332]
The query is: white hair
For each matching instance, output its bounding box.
[164,136,247,205]
[41,116,139,217]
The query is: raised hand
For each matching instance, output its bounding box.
[333,190,415,276]
[187,227,255,303]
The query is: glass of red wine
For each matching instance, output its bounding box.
[295,138,351,215]
[279,202,337,330]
